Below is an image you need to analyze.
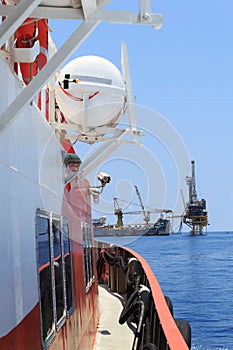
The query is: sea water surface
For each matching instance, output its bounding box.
[97,232,233,350]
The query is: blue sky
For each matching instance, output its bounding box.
[50,1,233,231]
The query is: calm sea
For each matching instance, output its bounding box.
[97,231,233,350]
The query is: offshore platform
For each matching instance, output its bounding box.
[183,160,208,235]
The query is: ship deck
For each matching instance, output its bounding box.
[93,284,134,350]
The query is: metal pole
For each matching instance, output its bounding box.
[0,20,99,133]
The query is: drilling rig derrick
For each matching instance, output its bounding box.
[183,160,208,235]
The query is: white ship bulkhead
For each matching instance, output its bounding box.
[0,57,64,337]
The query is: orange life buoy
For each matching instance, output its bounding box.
[15,18,48,85]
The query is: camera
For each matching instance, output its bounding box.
[98,172,111,185]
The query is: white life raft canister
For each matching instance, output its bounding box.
[55,55,126,135]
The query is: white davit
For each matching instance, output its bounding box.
[55,55,126,134]
[40,0,110,8]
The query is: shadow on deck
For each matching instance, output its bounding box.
[93,284,134,350]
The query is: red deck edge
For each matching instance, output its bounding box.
[124,247,189,350]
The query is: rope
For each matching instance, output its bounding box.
[102,250,128,272]
[58,81,99,102]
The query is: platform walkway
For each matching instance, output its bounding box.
[93,284,134,350]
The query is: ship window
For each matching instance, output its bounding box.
[36,214,55,343]
[82,222,94,292]
[52,218,65,327]
[62,220,74,313]
[36,210,74,346]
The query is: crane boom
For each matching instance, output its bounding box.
[123,209,172,215]
[134,185,150,227]
[113,193,172,229]
[180,189,186,209]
